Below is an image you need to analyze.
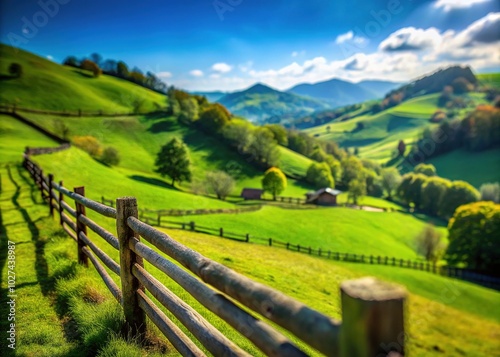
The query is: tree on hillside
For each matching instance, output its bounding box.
[446,201,500,274]
[439,181,480,218]
[397,140,406,157]
[262,167,287,200]
[381,167,401,200]
[306,162,334,189]
[63,56,79,68]
[222,122,254,153]
[80,59,101,77]
[421,176,451,216]
[341,156,363,187]
[155,138,192,186]
[451,77,472,94]
[198,103,231,133]
[264,124,288,146]
[90,53,103,67]
[179,97,200,124]
[480,182,500,203]
[325,155,342,183]
[8,63,22,78]
[205,171,235,200]
[397,173,428,209]
[348,178,366,205]
[117,61,129,78]
[414,163,437,177]
[364,169,384,197]
[248,127,280,167]
[72,136,102,157]
[415,224,444,263]
[100,147,120,166]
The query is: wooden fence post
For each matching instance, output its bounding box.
[58,181,64,226]
[220,228,223,237]
[245,233,249,242]
[190,221,195,231]
[340,277,407,357]
[39,169,44,201]
[268,238,272,246]
[116,197,146,339]
[48,174,54,217]
[74,187,88,267]
[157,214,161,227]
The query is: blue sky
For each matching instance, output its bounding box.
[1,0,499,91]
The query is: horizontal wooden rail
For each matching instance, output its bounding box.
[60,200,77,217]
[61,212,77,232]
[136,290,206,357]
[77,214,120,250]
[129,238,304,356]
[63,225,77,241]
[53,182,117,218]
[127,217,341,356]
[79,231,120,276]
[82,246,122,303]
[132,264,251,357]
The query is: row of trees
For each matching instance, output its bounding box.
[63,53,167,93]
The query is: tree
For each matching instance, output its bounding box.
[262,167,287,200]
[451,77,472,94]
[8,63,22,78]
[414,163,436,177]
[364,169,384,197]
[348,178,366,205]
[439,181,480,218]
[72,136,102,157]
[117,61,129,78]
[264,124,288,146]
[480,182,500,203]
[179,97,200,124]
[222,122,254,153]
[421,177,451,216]
[90,53,103,67]
[198,103,231,133]
[381,167,401,200]
[205,171,235,200]
[397,140,406,156]
[306,162,334,189]
[100,147,120,166]
[80,59,101,77]
[325,155,342,183]
[155,138,192,186]
[63,56,79,68]
[341,156,363,186]
[397,173,428,209]
[248,127,280,167]
[415,225,444,262]
[446,202,500,274]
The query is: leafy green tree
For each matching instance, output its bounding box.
[100,147,120,166]
[341,156,363,186]
[414,163,436,177]
[421,176,451,216]
[198,103,231,133]
[397,173,428,208]
[325,155,342,183]
[415,224,444,262]
[262,167,287,200]
[8,63,22,78]
[439,181,480,218]
[248,127,280,167]
[264,124,288,146]
[397,140,406,156]
[451,77,472,94]
[381,167,401,200]
[480,182,500,203]
[72,135,102,157]
[63,56,79,68]
[348,178,367,205]
[179,97,200,124]
[155,138,192,186]
[446,202,500,273]
[364,169,384,197]
[306,162,334,189]
[205,171,235,200]
[80,59,101,77]
[117,61,129,78]
[222,122,254,153]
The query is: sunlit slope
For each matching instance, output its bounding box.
[0,44,165,112]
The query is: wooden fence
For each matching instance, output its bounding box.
[22,155,408,356]
[143,219,500,290]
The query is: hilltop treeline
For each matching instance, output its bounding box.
[62,53,167,94]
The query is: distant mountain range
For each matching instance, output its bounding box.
[193,78,401,123]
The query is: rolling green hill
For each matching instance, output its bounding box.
[218,83,330,123]
[0,44,166,112]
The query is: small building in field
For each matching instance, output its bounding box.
[241,188,263,200]
[305,188,342,206]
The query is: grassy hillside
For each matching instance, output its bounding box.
[428,148,500,187]
[305,92,491,163]
[477,72,500,87]
[23,112,312,196]
[0,44,165,112]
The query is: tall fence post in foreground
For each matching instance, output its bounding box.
[340,277,407,357]
[74,187,89,267]
[58,181,64,226]
[116,197,146,339]
[48,174,54,217]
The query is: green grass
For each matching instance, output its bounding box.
[0,114,60,163]
[0,44,165,112]
[428,148,500,188]
[166,205,447,259]
[477,72,500,88]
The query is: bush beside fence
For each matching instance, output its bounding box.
[22,154,409,357]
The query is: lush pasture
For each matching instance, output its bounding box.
[0,44,165,112]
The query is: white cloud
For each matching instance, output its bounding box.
[211,62,232,73]
[434,0,490,12]
[291,50,306,57]
[157,71,173,78]
[210,73,221,79]
[335,31,368,46]
[379,27,442,51]
[189,69,204,77]
[46,55,54,61]
[239,61,253,73]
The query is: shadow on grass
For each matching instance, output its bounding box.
[128,175,183,191]
[147,118,178,133]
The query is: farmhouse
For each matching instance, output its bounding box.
[305,188,342,206]
[240,188,263,200]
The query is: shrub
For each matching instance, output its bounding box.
[480,182,500,203]
[72,136,102,157]
[9,63,23,77]
[100,147,120,166]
